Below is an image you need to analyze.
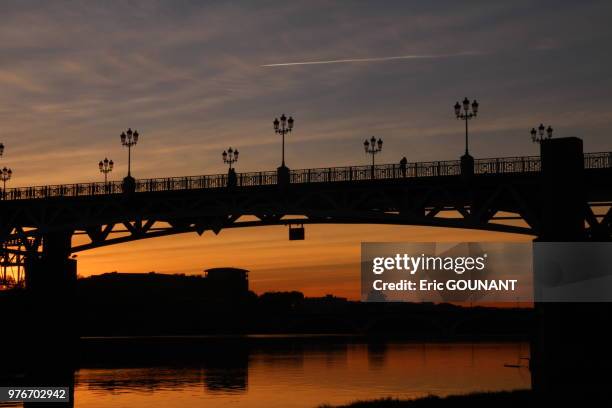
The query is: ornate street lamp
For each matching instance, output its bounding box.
[273,114,294,168]
[364,136,383,178]
[222,147,239,170]
[222,147,239,187]
[120,128,139,177]
[0,143,4,157]
[1,167,12,200]
[530,123,553,144]
[454,97,479,155]
[364,136,383,166]
[98,157,114,184]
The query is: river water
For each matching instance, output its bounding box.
[58,336,531,408]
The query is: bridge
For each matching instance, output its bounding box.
[1,136,611,403]
[1,146,611,258]
[0,137,608,289]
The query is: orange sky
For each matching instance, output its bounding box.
[74,223,533,300]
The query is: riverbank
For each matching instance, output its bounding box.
[319,390,532,407]
[2,284,533,338]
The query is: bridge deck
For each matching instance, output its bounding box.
[2,152,611,201]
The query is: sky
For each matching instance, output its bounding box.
[1,1,611,298]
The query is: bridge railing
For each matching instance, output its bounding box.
[475,155,542,174]
[135,174,229,192]
[238,171,278,186]
[3,152,611,200]
[584,151,612,169]
[289,161,464,182]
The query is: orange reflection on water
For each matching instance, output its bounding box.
[72,341,530,408]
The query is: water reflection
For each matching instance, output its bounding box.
[6,336,530,408]
[367,341,388,369]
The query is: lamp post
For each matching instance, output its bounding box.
[222,147,239,170]
[0,143,4,157]
[222,147,239,187]
[120,128,139,177]
[274,114,294,185]
[1,167,12,200]
[531,123,553,144]
[454,97,479,155]
[98,157,114,184]
[120,128,139,193]
[364,136,383,178]
[273,114,294,168]
[454,97,479,178]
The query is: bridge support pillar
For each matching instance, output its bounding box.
[460,153,473,180]
[277,165,290,186]
[539,137,585,240]
[24,230,78,352]
[228,168,237,187]
[122,175,136,194]
[532,137,612,403]
[4,231,77,397]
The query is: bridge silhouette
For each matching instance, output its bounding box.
[1,136,612,404]
[1,154,548,199]
[0,150,611,258]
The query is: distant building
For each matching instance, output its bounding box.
[204,267,249,296]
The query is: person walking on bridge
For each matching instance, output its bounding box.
[400,157,408,177]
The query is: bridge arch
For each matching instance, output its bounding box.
[69,216,533,253]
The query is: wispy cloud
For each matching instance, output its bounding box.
[261,51,482,67]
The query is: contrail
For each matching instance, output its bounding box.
[261,51,481,67]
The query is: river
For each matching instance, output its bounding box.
[52,336,531,408]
